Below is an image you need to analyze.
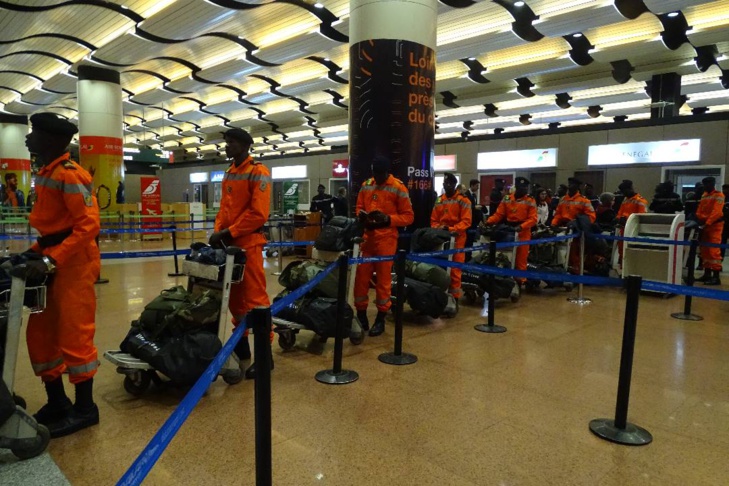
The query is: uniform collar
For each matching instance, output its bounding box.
[38,152,71,174]
[229,155,253,170]
[441,191,459,200]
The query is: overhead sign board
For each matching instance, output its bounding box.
[588,139,701,166]
[210,171,225,182]
[123,148,171,164]
[189,172,208,183]
[434,154,457,172]
[332,159,348,178]
[477,148,557,170]
[272,165,307,180]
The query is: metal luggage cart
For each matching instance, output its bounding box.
[273,240,366,350]
[265,214,295,258]
[524,225,574,291]
[104,246,246,395]
[0,270,50,459]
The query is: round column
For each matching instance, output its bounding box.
[348,0,438,229]
[0,114,31,207]
[77,65,124,213]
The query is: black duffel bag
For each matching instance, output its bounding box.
[314,216,360,252]
[410,227,451,253]
[400,277,448,318]
[274,291,353,337]
[461,270,515,300]
[124,329,222,385]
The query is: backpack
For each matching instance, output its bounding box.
[398,276,448,318]
[274,290,353,337]
[278,260,339,299]
[410,228,451,253]
[137,286,220,340]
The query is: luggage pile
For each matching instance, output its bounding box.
[314,216,360,252]
[461,225,520,304]
[274,260,361,348]
[524,226,574,291]
[119,285,222,386]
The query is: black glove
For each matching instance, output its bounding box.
[209,229,232,248]
[11,259,48,281]
[366,211,391,229]
[358,210,369,226]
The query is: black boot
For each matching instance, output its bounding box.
[34,377,72,426]
[245,349,275,380]
[47,378,99,438]
[696,269,711,282]
[356,311,370,332]
[369,311,386,337]
[234,336,251,361]
[704,270,721,286]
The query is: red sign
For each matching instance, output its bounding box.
[332,158,348,178]
[140,177,162,235]
[0,158,31,171]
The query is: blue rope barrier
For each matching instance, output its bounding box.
[410,254,624,288]
[642,280,729,301]
[101,249,189,260]
[264,240,316,248]
[594,232,729,250]
[495,233,577,250]
[0,234,33,241]
[117,260,338,486]
[349,255,398,264]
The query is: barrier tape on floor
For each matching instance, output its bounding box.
[117,260,337,486]
[410,254,624,288]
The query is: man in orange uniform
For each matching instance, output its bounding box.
[695,176,725,286]
[23,113,100,438]
[615,179,648,262]
[431,173,471,302]
[551,177,596,274]
[354,156,414,337]
[486,177,537,284]
[209,128,272,380]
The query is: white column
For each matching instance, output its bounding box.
[0,114,31,205]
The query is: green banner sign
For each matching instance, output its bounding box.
[283,181,299,213]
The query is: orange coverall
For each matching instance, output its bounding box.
[486,194,538,283]
[551,192,596,273]
[696,190,725,271]
[616,194,648,260]
[27,153,100,384]
[215,155,273,339]
[354,175,414,312]
[431,193,472,298]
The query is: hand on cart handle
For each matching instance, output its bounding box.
[209,228,232,249]
[10,256,53,282]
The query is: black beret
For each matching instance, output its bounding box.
[702,176,716,186]
[223,128,253,145]
[30,112,78,136]
[618,180,633,191]
[515,177,529,187]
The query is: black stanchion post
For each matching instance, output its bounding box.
[316,254,360,384]
[94,235,109,284]
[251,307,273,486]
[589,275,652,446]
[475,240,507,333]
[568,231,592,305]
[671,238,703,321]
[379,250,418,365]
[168,225,186,277]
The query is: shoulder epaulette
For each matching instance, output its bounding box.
[436,196,443,203]
[364,178,374,186]
[62,160,76,169]
[503,195,511,202]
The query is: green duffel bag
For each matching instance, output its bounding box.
[278,260,339,298]
[139,286,192,339]
[405,261,450,291]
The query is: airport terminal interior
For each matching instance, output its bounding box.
[2,0,729,485]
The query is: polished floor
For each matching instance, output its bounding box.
[3,237,729,485]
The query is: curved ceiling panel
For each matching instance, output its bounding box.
[643,0,707,14]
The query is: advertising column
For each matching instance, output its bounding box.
[0,114,31,208]
[77,65,124,214]
[348,0,437,229]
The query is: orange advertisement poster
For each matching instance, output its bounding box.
[79,135,124,212]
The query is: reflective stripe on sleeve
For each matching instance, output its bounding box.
[224,172,272,183]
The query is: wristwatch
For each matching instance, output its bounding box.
[41,256,56,274]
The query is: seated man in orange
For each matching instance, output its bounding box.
[486,177,537,285]
[551,177,596,274]
[695,176,725,286]
[615,179,648,263]
[354,156,414,337]
[431,173,471,304]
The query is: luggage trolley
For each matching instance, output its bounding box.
[273,240,366,350]
[104,245,246,395]
[0,268,49,459]
[524,225,574,291]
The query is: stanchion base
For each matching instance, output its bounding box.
[474,324,507,333]
[567,297,592,305]
[168,272,186,277]
[589,418,653,446]
[378,352,418,365]
[271,271,282,276]
[315,369,359,385]
[95,277,109,285]
[670,312,704,321]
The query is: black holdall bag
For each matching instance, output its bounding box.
[398,276,448,318]
[274,290,353,337]
[314,216,361,252]
[410,227,451,253]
